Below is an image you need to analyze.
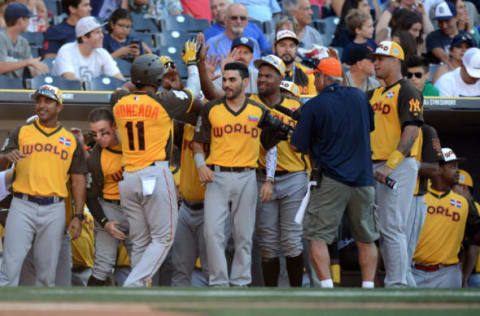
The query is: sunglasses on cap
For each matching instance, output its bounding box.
[407,72,424,79]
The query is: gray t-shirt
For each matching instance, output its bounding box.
[300,25,324,50]
[344,70,380,92]
[0,30,32,78]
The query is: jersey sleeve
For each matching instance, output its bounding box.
[465,199,480,244]
[398,81,424,126]
[1,126,21,153]
[421,124,443,163]
[68,137,88,174]
[193,101,213,144]
[110,89,129,107]
[153,89,194,119]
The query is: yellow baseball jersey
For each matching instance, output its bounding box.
[249,94,308,172]
[413,188,473,265]
[193,97,268,168]
[180,124,206,201]
[4,121,87,198]
[116,241,131,267]
[475,201,480,273]
[111,89,193,172]
[0,223,4,238]
[100,145,123,200]
[71,210,95,268]
[285,63,316,96]
[368,79,423,160]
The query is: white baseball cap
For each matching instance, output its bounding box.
[462,47,480,79]
[75,16,105,38]
[275,30,299,44]
[441,148,460,163]
[434,1,457,21]
[369,41,405,61]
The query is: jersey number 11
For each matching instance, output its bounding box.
[125,121,145,151]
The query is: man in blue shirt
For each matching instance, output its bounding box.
[236,0,281,23]
[204,0,270,53]
[290,57,379,289]
[44,0,92,58]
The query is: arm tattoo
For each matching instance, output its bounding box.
[398,135,417,156]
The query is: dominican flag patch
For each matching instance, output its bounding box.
[450,199,462,208]
[248,116,259,122]
[386,92,394,99]
[59,136,71,146]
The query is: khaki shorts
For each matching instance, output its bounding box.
[303,176,379,244]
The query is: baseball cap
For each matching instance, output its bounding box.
[458,169,474,187]
[75,16,106,38]
[231,37,255,52]
[305,57,342,77]
[159,55,176,72]
[254,55,286,76]
[31,85,63,105]
[344,45,374,66]
[462,47,480,79]
[434,1,457,21]
[280,81,301,99]
[369,41,405,61]
[440,147,463,163]
[5,2,33,20]
[451,33,474,48]
[275,30,299,45]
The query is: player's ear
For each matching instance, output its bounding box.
[56,101,64,113]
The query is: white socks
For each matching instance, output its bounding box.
[320,279,334,288]
[362,281,375,288]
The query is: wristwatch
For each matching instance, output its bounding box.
[73,213,85,221]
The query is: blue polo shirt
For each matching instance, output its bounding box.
[44,20,76,55]
[291,83,375,187]
[204,22,271,52]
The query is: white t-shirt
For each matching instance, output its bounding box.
[434,68,480,97]
[53,42,120,82]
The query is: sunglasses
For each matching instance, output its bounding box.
[230,16,247,21]
[407,72,424,79]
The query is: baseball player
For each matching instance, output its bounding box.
[412,148,480,287]
[453,170,480,287]
[368,41,424,288]
[406,124,443,287]
[71,210,95,286]
[0,84,87,286]
[85,108,132,286]
[111,44,202,287]
[249,55,308,287]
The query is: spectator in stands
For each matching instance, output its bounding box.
[0,2,49,78]
[128,0,182,20]
[405,55,439,96]
[434,47,480,96]
[53,16,125,83]
[391,10,425,54]
[267,15,300,44]
[204,0,270,52]
[235,0,282,22]
[426,1,461,66]
[272,29,316,95]
[453,0,479,46]
[343,45,380,91]
[340,9,375,64]
[392,30,418,59]
[103,8,151,61]
[432,32,474,83]
[331,0,371,47]
[206,3,261,66]
[283,0,324,49]
[20,0,49,32]
[181,0,211,21]
[376,0,434,43]
[44,0,92,58]
[96,0,129,21]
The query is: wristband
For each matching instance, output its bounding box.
[100,216,108,228]
[194,152,206,168]
[385,150,405,169]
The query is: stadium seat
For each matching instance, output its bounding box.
[161,15,210,33]
[115,59,132,78]
[263,20,275,35]
[0,75,23,89]
[131,32,154,50]
[87,76,125,91]
[429,64,440,82]
[156,45,182,59]
[155,30,192,48]
[28,75,82,90]
[249,19,262,31]
[31,47,41,58]
[44,0,60,16]
[322,16,340,44]
[131,13,160,33]
[22,32,44,48]
[42,58,55,73]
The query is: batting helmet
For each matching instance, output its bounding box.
[131,54,166,87]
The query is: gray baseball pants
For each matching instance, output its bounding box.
[91,199,132,281]
[204,168,257,286]
[412,263,462,288]
[374,158,418,288]
[256,171,307,258]
[406,194,427,287]
[0,197,65,286]
[171,200,208,287]
[119,161,178,287]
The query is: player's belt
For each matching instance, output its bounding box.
[183,199,204,210]
[13,193,64,206]
[103,198,121,206]
[209,165,253,173]
[413,263,455,272]
[259,169,290,177]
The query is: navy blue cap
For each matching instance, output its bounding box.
[4,2,33,20]
[344,45,374,66]
[451,33,474,48]
[231,37,254,52]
